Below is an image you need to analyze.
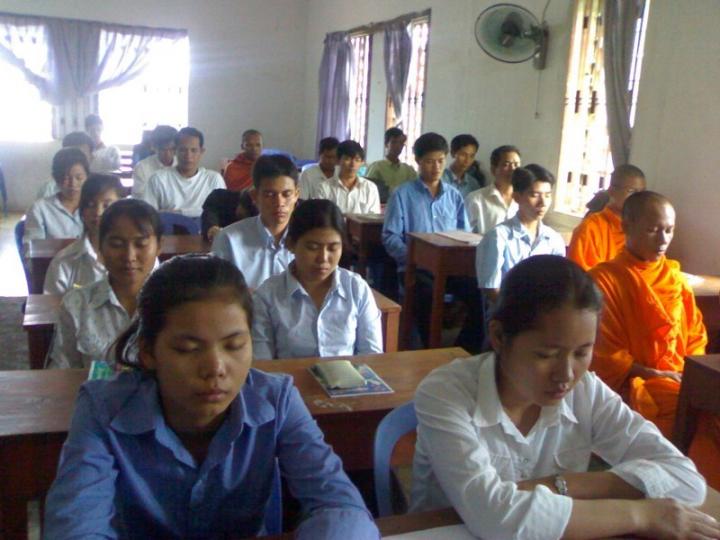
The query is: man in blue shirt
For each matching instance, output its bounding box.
[440,134,484,198]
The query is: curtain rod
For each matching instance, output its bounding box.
[0,11,186,35]
[347,9,431,36]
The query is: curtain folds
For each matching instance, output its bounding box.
[315,31,353,149]
[383,21,412,122]
[603,0,645,166]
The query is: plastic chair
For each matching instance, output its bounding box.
[373,401,417,517]
[158,212,201,235]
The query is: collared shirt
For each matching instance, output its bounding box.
[476,215,566,289]
[91,145,121,174]
[132,154,175,198]
[23,194,83,252]
[314,175,381,214]
[223,153,255,192]
[252,266,383,359]
[465,183,519,234]
[211,215,294,289]
[298,164,335,199]
[411,353,706,540]
[43,234,106,294]
[49,277,132,369]
[381,179,469,271]
[143,167,226,217]
[44,370,379,539]
[365,158,417,202]
[441,168,481,198]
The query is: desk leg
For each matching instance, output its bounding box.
[383,310,399,353]
[400,240,417,351]
[428,274,446,349]
[0,498,29,540]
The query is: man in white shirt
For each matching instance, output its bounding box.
[211,154,298,288]
[314,140,380,214]
[464,145,521,233]
[143,127,225,217]
[132,125,178,198]
[85,114,121,174]
[298,137,339,199]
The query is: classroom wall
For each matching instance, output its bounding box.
[630,0,720,275]
[0,0,309,212]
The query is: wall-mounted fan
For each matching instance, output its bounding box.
[474,3,549,69]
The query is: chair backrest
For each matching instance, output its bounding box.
[373,401,417,517]
[158,212,201,236]
[14,218,25,260]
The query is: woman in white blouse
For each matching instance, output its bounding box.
[411,255,717,540]
[43,174,124,294]
[49,199,161,368]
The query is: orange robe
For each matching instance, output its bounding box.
[568,206,625,271]
[223,153,255,192]
[590,249,720,487]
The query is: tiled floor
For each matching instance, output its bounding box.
[0,212,29,297]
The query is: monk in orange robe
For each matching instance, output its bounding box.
[568,165,646,271]
[590,191,720,488]
[223,129,263,191]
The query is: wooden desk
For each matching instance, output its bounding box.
[674,354,720,454]
[402,233,476,349]
[345,213,386,278]
[22,290,401,370]
[27,235,210,294]
[0,347,467,539]
[688,274,720,352]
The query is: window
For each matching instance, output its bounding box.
[385,17,430,164]
[99,34,190,145]
[347,33,372,147]
[555,0,649,216]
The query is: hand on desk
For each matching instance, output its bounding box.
[634,498,720,540]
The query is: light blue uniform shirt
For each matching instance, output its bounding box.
[440,168,481,198]
[211,215,294,289]
[44,370,379,540]
[381,178,469,272]
[252,266,383,360]
[476,215,566,289]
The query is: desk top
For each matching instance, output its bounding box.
[0,347,468,438]
[345,213,385,224]
[27,235,209,259]
[407,232,477,250]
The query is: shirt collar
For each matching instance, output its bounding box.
[284,265,345,300]
[507,214,552,241]
[88,276,125,310]
[254,215,288,248]
[414,178,446,199]
[330,175,363,192]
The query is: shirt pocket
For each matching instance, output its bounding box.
[76,322,111,360]
[553,446,591,473]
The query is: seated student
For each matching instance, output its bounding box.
[440,134,483,198]
[589,191,720,488]
[43,174,124,294]
[24,148,88,251]
[49,199,161,369]
[298,137,339,199]
[365,127,417,203]
[131,125,178,199]
[211,155,298,288]
[568,164,646,270]
[252,199,382,360]
[411,255,713,540]
[224,129,263,192]
[143,127,225,217]
[36,131,95,200]
[464,145,521,234]
[131,129,154,166]
[476,164,565,303]
[85,114,121,174]
[201,187,258,242]
[44,255,378,539]
[313,140,380,214]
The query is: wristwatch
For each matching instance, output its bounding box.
[554,474,569,496]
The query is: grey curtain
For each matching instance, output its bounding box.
[383,21,412,123]
[603,0,645,166]
[316,31,353,149]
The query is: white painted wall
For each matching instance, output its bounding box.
[0,0,309,211]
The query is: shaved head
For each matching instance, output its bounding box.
[622,191,675,261]
[622,191,672,223]
[607,164,646,213]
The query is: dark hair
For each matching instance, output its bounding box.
[621,190,671,224]
[62,131,95,152]
[79,174,124,213]
[287,199,346,245]
[451,134,479,154]
[336,139,365,161]
[242,129,262,141]
[412,132,449,159]
[490,145,521,168]
[115,255,253,368]
[492,255,602,340]
[252,154,299,188]
[99,198,162,247]
[384,127,405,145]
[151,125,178,148]
[175,126,204,148]
[511,164,555,193]
[318,137,340,154]
[52,147,89,184]
[610,164,645,187]
[84,114,103,130]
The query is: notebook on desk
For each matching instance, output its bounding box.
[309,360,394,398]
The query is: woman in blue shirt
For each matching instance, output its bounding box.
[44,254,378,539]
[252,199,383,359]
